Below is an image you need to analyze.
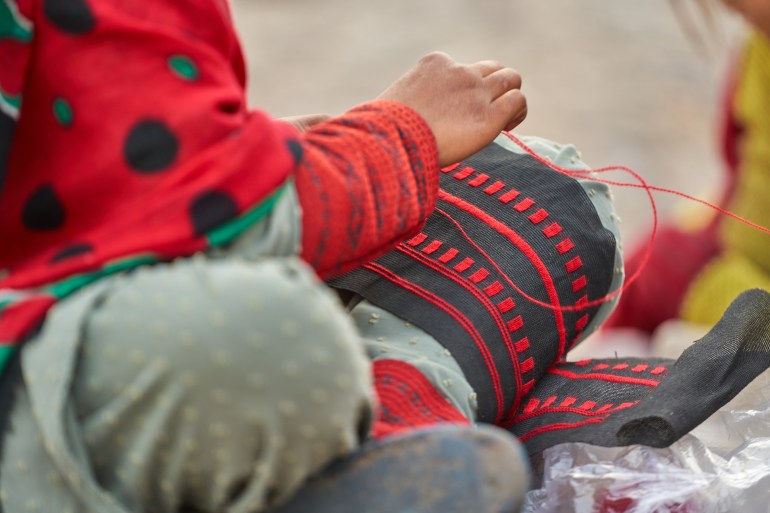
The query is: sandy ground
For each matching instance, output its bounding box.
[231,0,745,246]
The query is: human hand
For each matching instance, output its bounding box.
[282,114,332,132]
[721,0,770,38]
[378,52,526,167]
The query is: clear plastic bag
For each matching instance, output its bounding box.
[523,337,770,513]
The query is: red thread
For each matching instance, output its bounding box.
[518,418,605,442]
[524,398,540,413]
[407,233,427,246]
[576,314,589,330]
[632,364,648,373]
[437,192,568,360]
[498,189,521,203]
[514,337,530,353]
[468,173,490,187]
[507,315,524,332]
[422,240,442,255]
[453,257,474,272]
[441,163,461,173]
[484,181,506,195]
[565,256,583,273]
[572,275,587,292]
[596,404,614,413]
[543,222,563,238]
[594,363,610,370]
[548,367,661,387]
[520,357,535,373]
[555,238,575,254]
[578,401,597,411]
[613,363,629,371]
[438,248,459,263]
[522,379,535,395]
[497,297,515,313]
[575,359,592,367]
[561,397,577,407]
[651,366,667,375]
[529,208,549,224]
[453,166,474,180]
[514,198,535,212]
[541,396,558,409]
[469,268,490,283]
[484,281,504,296]
[365,262,506,422]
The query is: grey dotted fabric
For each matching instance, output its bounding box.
[0,257,373,513]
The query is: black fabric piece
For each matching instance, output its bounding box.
[512,289,770,454]
[286,139,303,165]
[0,110,14,200]
[332,141,616,422]
[50,242,94,263]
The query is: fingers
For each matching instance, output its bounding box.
[469,59,505,77]
[483,67,523,101]
[491,89,528,131]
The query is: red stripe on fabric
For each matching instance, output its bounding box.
[468,173,490,187]
[541,396,557,409]
[510,402,637,425]
[596,404,614,413]
[556,238,575,254]
[576,314,589,330]
[561,397,577,407]
[574,359,591,367]
[575,294,589,307]
[484,181,505,195]
[613,363,629,371]
[594,364,610,370]
[497,297,515,313]
[469,268,490,283]
[453,166,475,180]
[421,240,442,255]
[513,198,535,212]
[441,163,461,173]
[498,189,521,203]
[371,359,470,439]
[543,222,563,238]
[528,208,549,224]
[438,248,459,263]
[484,281,504,297]
[507,315,524,332]
[386,248,515,422]
[437,192,567,360]
[572,275,587,292]
[522,380,535,395]
[632,364,648,373]
[407,233,428,246]
[453,257,474,272]
[565,256,583,273]
[518,418,605,442]
[520,357,535,373]
[651,366,667,375]
[524,398,540,413]
[548,367,660,387]
[514,337,530,353]
[578,401,597,411]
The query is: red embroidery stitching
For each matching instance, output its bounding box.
[514,337,530,353]
[572,275,587,292]
[469,268,490,283]
[441,163,461,173]
[498,189,521,203]
[453,166,474,180]
[507,315,524,332]
[422,240,442,255]
[556,238,575,254]
[438,248,459,263]
[453,257,474,272]
[576,314,589,330]
[513,198,535,212]
[548,368,661,387]
[468,173,490,187]
[528,208,549,224]
[520,357,535,373]
[497,297,515,313]
[484,181,505,195]
[631,364,648,373]
[407,233,428,246]
[484,281,504,297]
[651,366,666,375]
[543,222,563,238]
[565,256,583,273]
[541,396,557,409]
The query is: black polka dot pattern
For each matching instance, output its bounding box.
[286,139,303,165]
[189,190,238,236]
[44,0,96,34]
[50,243,93,263]
[124,119,179,174]
[22,184,66,231]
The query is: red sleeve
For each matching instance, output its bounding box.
[293,100,439,279]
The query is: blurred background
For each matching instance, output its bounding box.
[231,0,745,250]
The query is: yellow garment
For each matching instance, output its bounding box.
[681,32,770,325]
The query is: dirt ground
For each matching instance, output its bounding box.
[231,0,745,245]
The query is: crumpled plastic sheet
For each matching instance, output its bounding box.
[522,365,770,513]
